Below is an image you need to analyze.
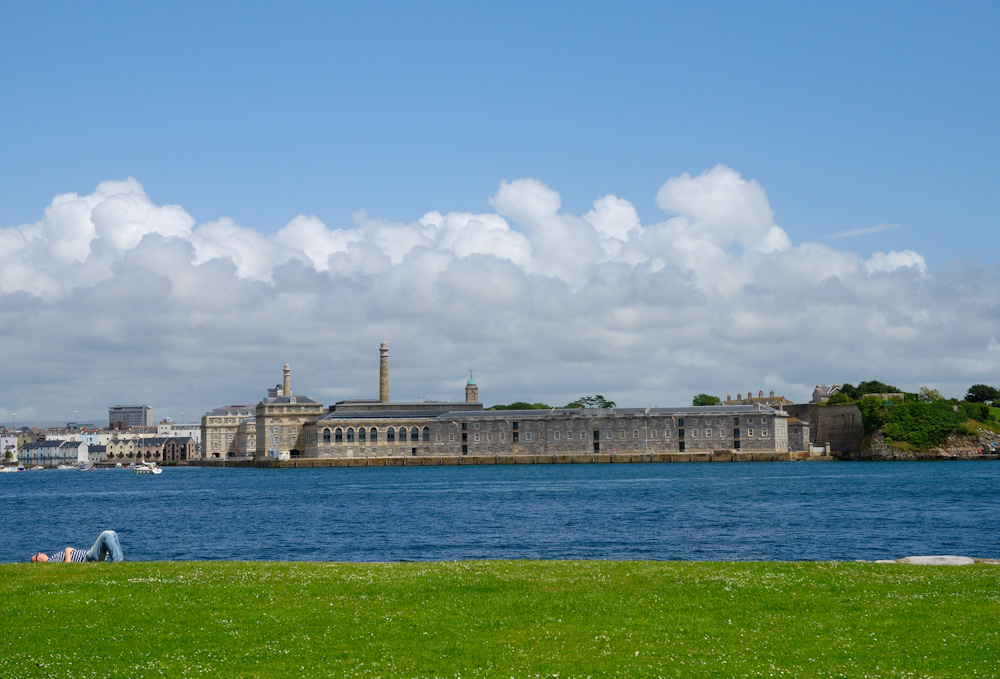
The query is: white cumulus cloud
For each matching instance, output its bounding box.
[0,167,995,425]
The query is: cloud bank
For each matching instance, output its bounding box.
[1,166,996,424]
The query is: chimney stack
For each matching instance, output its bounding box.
[379,342,389,403]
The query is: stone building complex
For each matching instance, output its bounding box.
[198,343,808,462]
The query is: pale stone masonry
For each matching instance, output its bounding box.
[201,405,256,459]
[208,345,798,463]
[302,402,789,459]
[253,365,325,459]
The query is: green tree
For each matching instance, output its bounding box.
[856,395,888,436]
[826,392,854,405]
[565,395,616,409]
[840,380,902,401]
[488,401,551,411]
[918,386,944,403]
[965,384,999,404]
[691,394,721,406]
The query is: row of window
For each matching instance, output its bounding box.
[323,427,430,444]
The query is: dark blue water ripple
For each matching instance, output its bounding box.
[2,461,998,563]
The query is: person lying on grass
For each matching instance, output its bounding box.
[30,530,124,563]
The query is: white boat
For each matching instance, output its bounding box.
[56,463,77,470]
[133,460,162,475]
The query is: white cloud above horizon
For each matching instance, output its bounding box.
[1,165,996,425]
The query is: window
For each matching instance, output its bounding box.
[748,429,753,437]
[513,432,519,442]
[664,430,670,438]
[678,429,685,439]
[706,429,712,437]
[525,432,532,441]
[449,433,454,442]
[346,428,354,443]
[323,428,331,443]
[632,431,639,438]
[734,440,741,450]
[762,429,767,436]
[679,441,686,452]
[651,430,657,439]
[387,427,395,442]
[733,428,740,439]
[620,431,626,439]
[461,423,468,431]
[411,428,419,442]
[606,431,612,439]
[734,417,740,425]
[370,428,377,443]
[554,432,560,440]
[474,434,480,442]
[358,428,366,443]
[500,432,506,441]
[335,428,343,443]
[678,418,685,427]
[692,429,698,437]
[422,427,430,442]
[580,431,585,440]
[436,434,441,442]
[474,422,480,430]
[487,433,493,441]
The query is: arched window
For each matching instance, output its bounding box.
[323,428,331,443]
[410,427,419,442]
[370,428,378,443]
[386,427,395,442]
[335,428,343,443]
[346,428,355,443]
[422,427,430,442]
[358,428,366,443]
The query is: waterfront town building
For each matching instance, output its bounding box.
[253,364,325,459]
[201,405,256,459]
[2,434,17,461]
[242,343,798,461]
[108,404,153,428]
[193,343,834,464]
[19,440,89,466]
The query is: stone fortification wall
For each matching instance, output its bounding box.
[785,403,863,453]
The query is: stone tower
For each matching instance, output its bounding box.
[465,373,479,403]
[283,363,291,396]
[379,342,389,403]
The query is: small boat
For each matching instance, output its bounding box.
[56,463,77,470]
[0,466,18,473]
[133,460,162,475]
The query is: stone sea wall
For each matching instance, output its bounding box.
[190,449,836,468]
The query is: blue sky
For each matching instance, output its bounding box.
[4,2,997,262]
[1,2,998,424]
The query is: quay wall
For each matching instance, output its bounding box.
[190,450,824,469]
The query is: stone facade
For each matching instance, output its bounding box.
[253,365,325,459]
[201,405,256,459]
[785,403,863,453]
[302,403,789,459]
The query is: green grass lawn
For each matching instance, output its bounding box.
[2,560,998,678]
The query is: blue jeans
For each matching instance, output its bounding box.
[85,530,124,562]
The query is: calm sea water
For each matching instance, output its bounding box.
[2,461,998,563]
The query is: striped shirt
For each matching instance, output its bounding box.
[46,548,87,562]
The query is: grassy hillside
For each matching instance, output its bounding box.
[2,560,999,678]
